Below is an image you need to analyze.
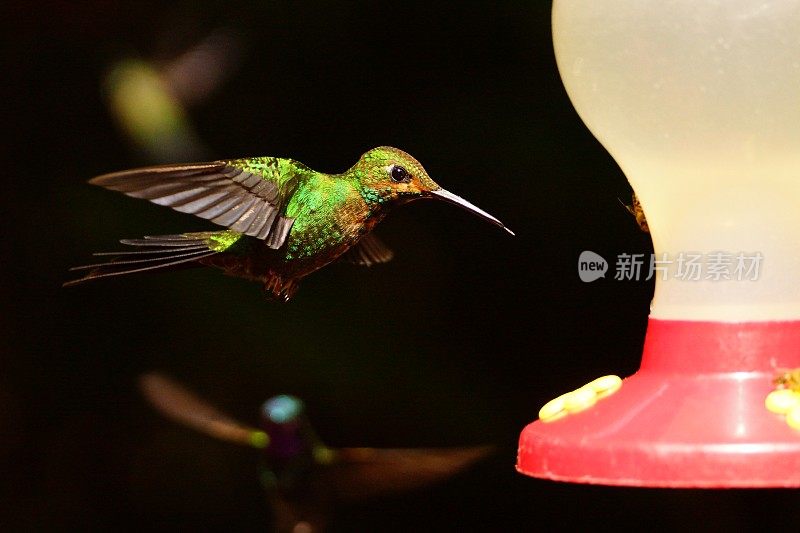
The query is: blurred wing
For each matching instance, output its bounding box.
[89,157,305,249]
[340,233,394,266]
[139,372,267,448]
[321,446,492,501]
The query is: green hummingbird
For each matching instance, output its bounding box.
[66,146,513,301]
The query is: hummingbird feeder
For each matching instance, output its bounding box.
[517,0,800,487]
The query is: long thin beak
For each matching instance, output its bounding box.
[429,189,514,235]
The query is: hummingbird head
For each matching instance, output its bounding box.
[353,146,514,234]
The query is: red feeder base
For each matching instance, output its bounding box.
[517,319,800,488]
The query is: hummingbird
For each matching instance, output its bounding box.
[66,146,513,301]
[139,373,491,532]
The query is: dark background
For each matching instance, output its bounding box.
[3,1,799,530]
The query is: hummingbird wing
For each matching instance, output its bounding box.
[139,372,267,448]
[340,233,394,266]
[321,446,492,501]
[89,158,306,249]
[63,232,225,286]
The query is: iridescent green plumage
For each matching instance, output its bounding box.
[66,147,513,301]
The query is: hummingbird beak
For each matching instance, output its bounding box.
[428,189,514,235]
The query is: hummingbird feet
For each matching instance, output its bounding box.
[264,274,299,303]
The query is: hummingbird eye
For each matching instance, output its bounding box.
[389,165,411,183]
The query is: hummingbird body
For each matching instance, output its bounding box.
[197,171,380,298]
[67,147,512,301]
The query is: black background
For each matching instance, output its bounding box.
[3,1,799,530]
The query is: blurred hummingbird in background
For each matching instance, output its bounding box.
[66,146,513,301]
[139,373,491,532]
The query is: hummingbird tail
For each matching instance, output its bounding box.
[63,232,223,287]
